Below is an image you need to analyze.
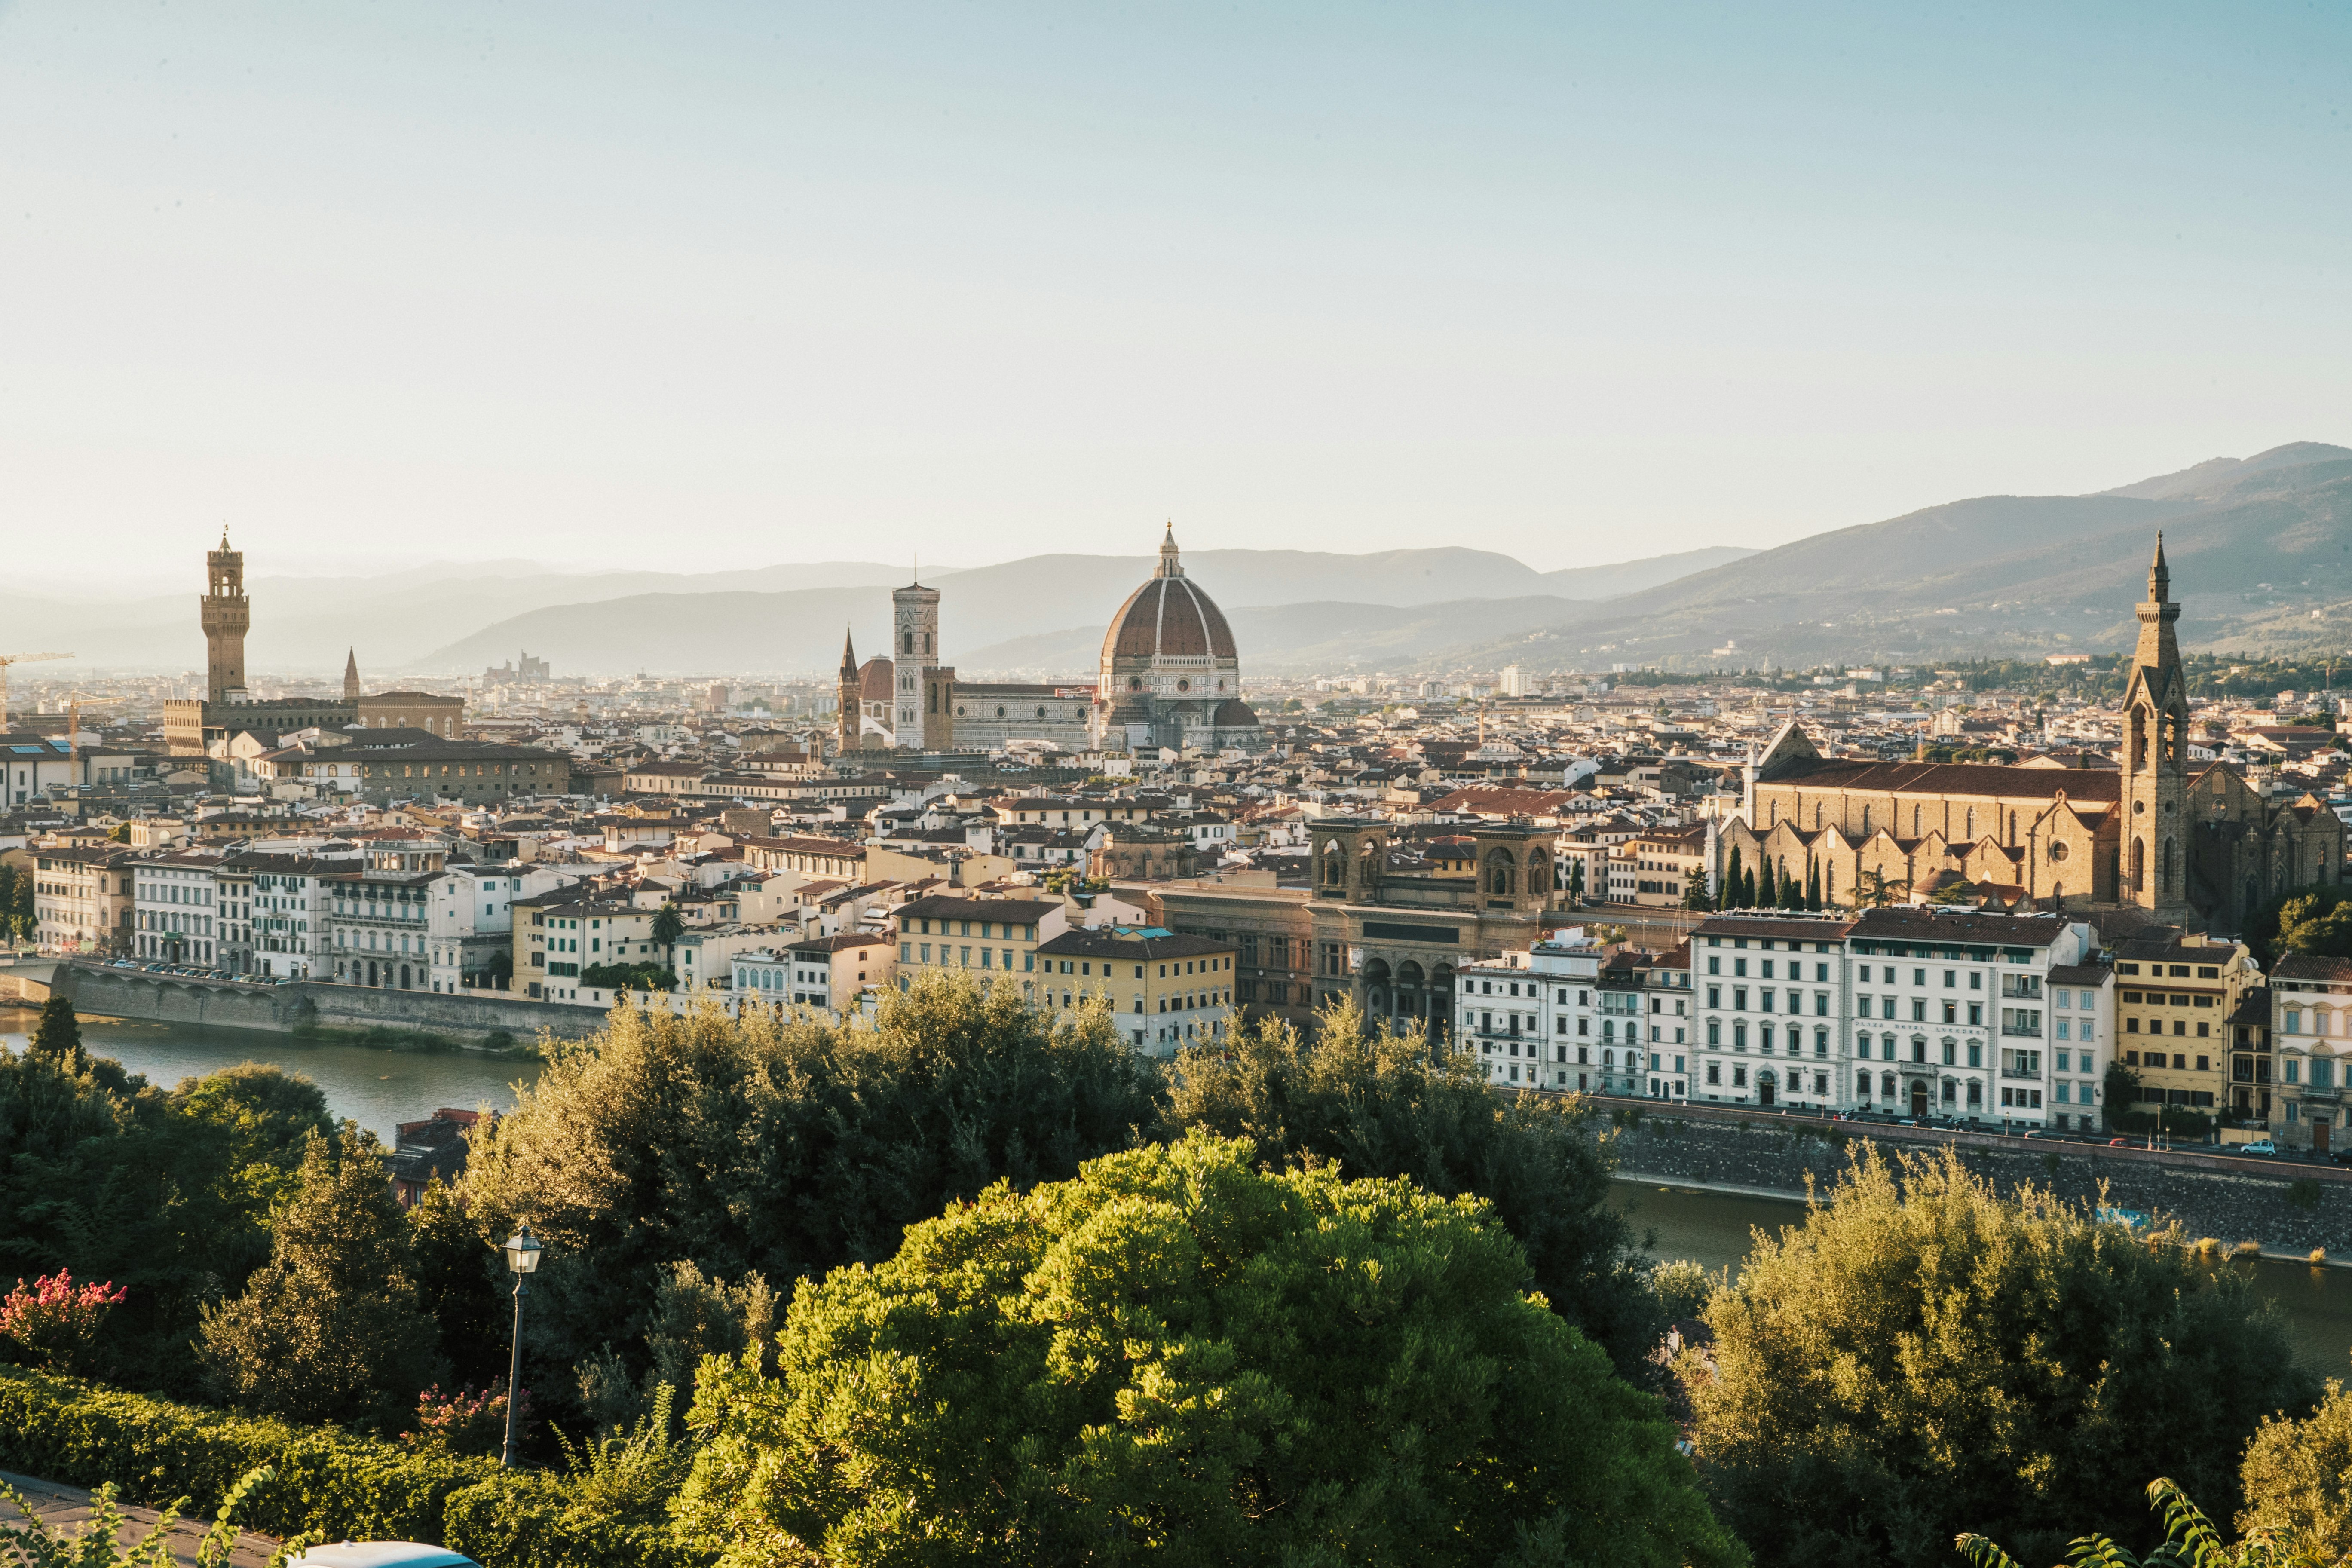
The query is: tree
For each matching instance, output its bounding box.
[197,1124,444,1425]
[28,995,80,1061]
[2275,891,2352,962]
[1681,871,1712,911]
[1725,847,1745,909]
[405,1177,509,1387]
[2104,1058,2143,1133]
[0,1051,320,1393]
[1805,856,1822,912]
[2237,1380,2352,1562]
[1682,1145,2310,1568]
[649,903,684,956]
[463,977,1166,1421]
[677,1131,1743,1568]
[579,960,679,992]
[2246,885,2352,967]
[1169,1001,1663,1379]
[1739,865,1757,909]
[1568,859,1587,903]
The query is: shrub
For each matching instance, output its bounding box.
[0,1363,492,1544]
[405,1380,528,1460]
[0,1366,701,1568]
[0,1270,127,1376]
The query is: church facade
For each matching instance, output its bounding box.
[1717,539,2345,933]
[836,527,1264,757]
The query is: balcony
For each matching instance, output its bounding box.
[2000,1068,2043,1081]
[2300,1084,2344,1104]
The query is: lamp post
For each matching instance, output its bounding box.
[499,1223,542,1467]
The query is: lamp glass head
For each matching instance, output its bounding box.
[502,1224,543,1275]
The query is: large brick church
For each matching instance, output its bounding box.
[1718,539,2345,932]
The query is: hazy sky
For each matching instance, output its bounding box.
[4,1,2347,586]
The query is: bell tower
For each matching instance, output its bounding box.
[2121,534,2193,919]
[891,576,943,751]
[837,628,861,755]
[201,530,250,702]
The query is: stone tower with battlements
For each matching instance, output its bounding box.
[202,531,250,702]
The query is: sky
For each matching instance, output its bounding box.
[3,1,2348,590]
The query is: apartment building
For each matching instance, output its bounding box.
[2110,929,2260,1128]
[517,894,664,1001]
[1844,909,2096,1128]
[1605,824,1708,908]
[32,847,135,957]
[732,932,896,1017]
[2046,958,2116,1131]
[891,895,1068,988]
[427,863,567,993]
[2269,955,2352,1153]
[132,854,224,965]
[1694,912,1856,1112]
[226,852,340,979]
[1034,926,1236,1057]
[1635,942,1697,1101]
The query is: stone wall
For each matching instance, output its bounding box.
[46,964,607,1047]
[1607,1111,2352,1257]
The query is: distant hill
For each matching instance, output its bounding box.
[1436,443,2352,671]
[409,544,1754,677]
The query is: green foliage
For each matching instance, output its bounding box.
[28,997,81,1061]
[197,1125,444,1426]
[2246,886,2352,968]
[463,976,1167,1420]
[2275,890,2352,963]
[1683,1146,2311,1568]
[677,1130,1743,1568]
[0,1366,697,1568]
[2104,1059,2142,1132]
[169,1061,334,1217]
[552,1382,692,1534]
[650,903,685,948]
[0,1364,494,1547]
[0,1051,321,1393]
[579,960,679,992]
[404,1179,508,1386]
[1170,1001,1666,1380]
[1648,1258,1718,1325]
[1962,1477,2325,1568]
[2239,1380,2352,1562]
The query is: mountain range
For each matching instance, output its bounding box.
[18,442,2352,680]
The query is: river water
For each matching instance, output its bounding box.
[1616,1177,2352,1376]
[0,1012,541,1145]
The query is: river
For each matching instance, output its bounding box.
[0,1012,541,1145]
[1616,1176,2352,1376]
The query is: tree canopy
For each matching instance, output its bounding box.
[677,1129,1743,1568]
[462,976,1166,1417]
[1170,1000,1662,1376]
[1682,1146,2310,1568]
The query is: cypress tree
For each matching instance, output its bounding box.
[28,995,80,1061]
[1726,848,1745,909]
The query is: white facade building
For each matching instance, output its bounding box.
[427,862,568,993]
[132,854,224,966]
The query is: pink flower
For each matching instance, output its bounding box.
[0,1270,127,1375]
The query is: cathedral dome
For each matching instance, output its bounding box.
[1100,528,1237,665]
[858,656,895,703]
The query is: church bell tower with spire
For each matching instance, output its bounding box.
[2121,534,2195,919]
[837,628,861,755]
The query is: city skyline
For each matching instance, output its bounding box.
[4,2,2347,580]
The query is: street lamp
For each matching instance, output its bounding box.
[499,1223,542,1468]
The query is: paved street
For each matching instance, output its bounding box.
[0,1469,281,1567]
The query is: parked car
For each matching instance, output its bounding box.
[2108,1138,2130,1146]
[2238,1139,2279,1156]
[282,1544,480,1567]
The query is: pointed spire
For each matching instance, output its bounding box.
[2149,532,2170,603]
[343,648,361,702]
[1155,521,1185,579]
[840,625,858,674]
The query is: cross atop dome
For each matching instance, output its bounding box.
[1156,521,1185,579]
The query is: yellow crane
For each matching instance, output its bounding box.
[0,652,73,729]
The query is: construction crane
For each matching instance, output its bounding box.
[0,653,73,729]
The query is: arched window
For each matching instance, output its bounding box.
[924,632,933,655]
[2163,836,2177,894]
[2130,837,2146,893]
[903,630,914,655]
[2009,812,2018,845]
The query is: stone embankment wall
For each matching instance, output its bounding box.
[26,964,608,1049]
[1605,1109,2352,1259]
